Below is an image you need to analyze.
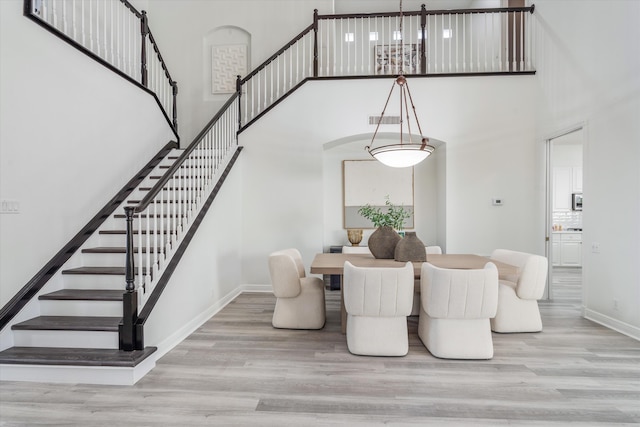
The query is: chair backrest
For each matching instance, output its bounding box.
[490,249,548,300]
[343,261,414,317]
[421,262,499,319]
[342,246,372,254]
[425,245,442,255]
[268,249,304,298]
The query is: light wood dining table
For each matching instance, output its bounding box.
[309,253,519,333]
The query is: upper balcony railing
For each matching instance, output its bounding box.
[24,0,178,136]
[239,4,535,129]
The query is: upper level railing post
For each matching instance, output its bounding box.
[236,75,242,129]
[420,4,427,74]
[313,9,319,77]
[172,81,178,132]
[140,10,149,87]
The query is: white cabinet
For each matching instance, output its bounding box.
[552,232,582,267]
[572,167,583,192]
[553,167,572,211]
[553,166,582,211]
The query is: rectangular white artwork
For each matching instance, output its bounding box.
[343,160,414,229]
[212,44,247,94]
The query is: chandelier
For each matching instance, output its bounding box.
[366,0,435,168]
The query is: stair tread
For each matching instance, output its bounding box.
[62,266,126,275]
[0,346,156,367]
[39,289,124,301]
[12,316,121,331]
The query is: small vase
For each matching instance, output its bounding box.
[394,232,426,262]
[347,229,363,246]
[368,226,401,259]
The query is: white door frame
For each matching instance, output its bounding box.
[544,124,584,300]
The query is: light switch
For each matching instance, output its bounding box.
[492,198,503,206]
[0,199,20,214]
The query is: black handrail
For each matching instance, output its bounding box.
[240,24,314,85]
[0,142,178,331]
[316,5,535,20]
[133,92,240,214]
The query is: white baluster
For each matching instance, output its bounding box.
[145,206,151,290]
[512,11,517,71]
[520,11,524,71]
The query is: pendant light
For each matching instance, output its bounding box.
[366,0,435,168]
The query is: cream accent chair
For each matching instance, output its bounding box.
[418,262,499,359]
[342,246,372,254]
[268,248,326,329]
[343,261,414,356]
[410,245,443,316]
[489,249,548,333]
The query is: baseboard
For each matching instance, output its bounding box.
[583,308,640,341]
[153,284,271,361]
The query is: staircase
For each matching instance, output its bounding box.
[0,149,185,385]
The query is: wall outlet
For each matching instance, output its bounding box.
[0,199,20,214]
[492,198,503,206]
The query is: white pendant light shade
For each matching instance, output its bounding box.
[369,142,434,168]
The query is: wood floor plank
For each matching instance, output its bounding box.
[1,268,640,425]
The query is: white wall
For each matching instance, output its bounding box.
[238,76,538,285]
[143,0,334,145]
[0,0,176,307]
[533,0,640,338]
[144,157,244,352]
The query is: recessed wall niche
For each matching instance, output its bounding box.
[204,26,250,99]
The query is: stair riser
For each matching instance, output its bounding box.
[81,253,126,266]
[13,330,118,349]
[62,274,127,290]
[99,234,179,248]
[0,358,156,385]
[39,300,123,317]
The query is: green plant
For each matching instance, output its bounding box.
[357,196,411,230]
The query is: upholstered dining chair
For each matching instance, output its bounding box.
[419,262,499,359]
[408,245,443,316]
[489,249,548,333]
[409,245,444,315]
[268,248,326,329]
[343,261,414,356]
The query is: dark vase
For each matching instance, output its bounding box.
[368,226,401,259]
[394,232,426,262]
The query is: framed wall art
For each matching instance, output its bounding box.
[374,44,417,74]
[343,160,414,229]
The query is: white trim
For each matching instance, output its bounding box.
[584,308,640,342]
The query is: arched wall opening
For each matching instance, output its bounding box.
[321,132,447,252]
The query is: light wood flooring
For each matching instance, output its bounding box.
[1,268,639,426]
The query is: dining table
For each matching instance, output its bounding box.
[309,252,519,333]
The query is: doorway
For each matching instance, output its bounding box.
[546,127,584,301]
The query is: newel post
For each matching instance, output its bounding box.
[420,4,427,74]
[313,9,319,77]
[140,11,149,87]
[119,206,138,351]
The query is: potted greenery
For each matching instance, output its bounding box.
[358,196,411,259]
